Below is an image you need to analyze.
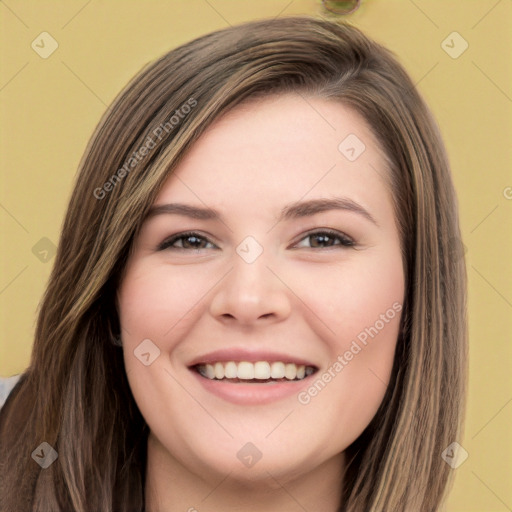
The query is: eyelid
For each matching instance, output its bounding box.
[158,228,355,252]
[289,228,355,249]
[157,231,218,251]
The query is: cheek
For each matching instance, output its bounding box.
[117,262,216,341]
[117,263,214,405]
[117,263,217,438]
[286,250,403,446]
[285,247,404,345]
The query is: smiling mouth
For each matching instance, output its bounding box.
[192,361,317,383]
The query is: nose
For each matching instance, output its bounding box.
[208,252,292,326]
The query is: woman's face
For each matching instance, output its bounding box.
[118,93,404,486]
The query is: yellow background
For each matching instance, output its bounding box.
[1,1,511,510]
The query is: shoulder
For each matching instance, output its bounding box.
[0,375,22,411]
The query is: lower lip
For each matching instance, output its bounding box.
[190,369,314,405]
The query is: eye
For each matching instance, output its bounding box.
[293,230,355,249]
[158,232,217,251]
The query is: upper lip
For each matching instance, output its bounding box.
[187,348,318,368]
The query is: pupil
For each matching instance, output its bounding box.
[312,234,333,247]
[184,236,202,248]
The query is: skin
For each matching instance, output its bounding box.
[117,93,405,512]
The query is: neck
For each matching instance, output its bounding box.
[144,433,345,512]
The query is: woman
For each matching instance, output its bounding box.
[0,16,467,511]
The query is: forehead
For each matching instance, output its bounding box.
[155,93,390,211]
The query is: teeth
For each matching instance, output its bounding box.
[237,361,254,379]
[214,362,224,379]
[270,361,285,379]
[254,361,271,379]
[224,361,238,378]
[285,363,296,380]
[205,364,215,379]
[196,361,315,382]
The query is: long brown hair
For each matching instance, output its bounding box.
[0,16,467,511]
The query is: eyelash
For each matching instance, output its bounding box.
[157,229,355,251]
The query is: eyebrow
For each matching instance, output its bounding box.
[145,197,378,226]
